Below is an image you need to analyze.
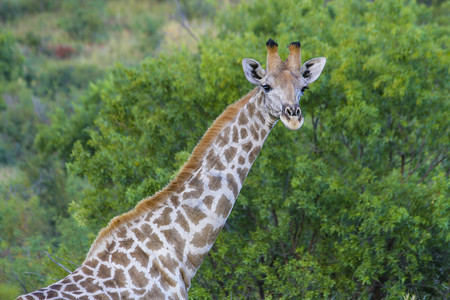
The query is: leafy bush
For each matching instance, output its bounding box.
[30,61,103,99]
[68,0,448,298]
[0,30,23,82]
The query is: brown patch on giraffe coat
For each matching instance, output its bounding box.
[133,288,147,296]
[150,259,161,278]
[237,167,249,184]
[191,224,221,248]
[84,259,98,270]
[224,146,237,163]
[216,126,231,147]
[249,146,261,163]
[107,293,120,299]
[232,126,239,143]
[227,173,239,198]
[146,233,164,251]
[238,155,245,165]
[182,204,207,225]
[81,266,94,276]
[175,212,190,232]
[119,238,134,250]
[61,278,71,284]
[73,275,83,282]
[147,285,165,298]
[47,291,58,298]
[240,128,248,139]
[129,266,149,288]
[247,102,256,115]
[260,129,267,139]
[243,141,253,152]
[141,223,152,234]
[64,284,78,292]
[120,291,131,299]
[183,172,204,199]
[160,269,177,288]
[61,292,76,300]
[207,174,222,191]
[154,207,173,227]
[206,149,226,171]
[256,111,266,124]
[183,187,204,200]
[187,252,204,269]
[130,245,149,268]
[116,226,127,239]
[49,284,62,291]
[106,241,116,252]
[257,93,263,106]
[215,194,233,218]
[170,195,180,206]
[162,228,186,260]
[104,279,116,288]
[160,253,178,275]
[203,195,214,209]
[86,88,257,260]
[93,294,109,300]
[238,112,249,125]
[113,268,126,287]
[79,279,101,293]
[179,268,190,289]
[111,251,130,266]
[250,125,259,141]
[132,227,147,242]
[98,264,111,279]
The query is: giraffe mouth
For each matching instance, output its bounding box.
[280,104,304,130]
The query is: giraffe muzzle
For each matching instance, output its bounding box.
[280,104,304,130]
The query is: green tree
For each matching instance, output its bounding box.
[190,0,449,298]
[24,0,448,298]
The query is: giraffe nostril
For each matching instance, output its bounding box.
[295,107,301,116]
[285,106,293,117]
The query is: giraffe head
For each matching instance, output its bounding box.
[242,38,326,130]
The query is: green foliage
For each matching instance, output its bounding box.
[177,0,216,19]
[190,0,449,298]
[1,0,448,298]
[0,30,23,82]
[59,0,107,42]
[69,0,448,298]
[0,81,39,165]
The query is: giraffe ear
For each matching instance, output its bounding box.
[242,58,266,85]
[300,57,326,85]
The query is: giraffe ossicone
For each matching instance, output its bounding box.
[18,39,326,300]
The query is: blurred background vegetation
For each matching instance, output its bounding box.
[0,0,448,299]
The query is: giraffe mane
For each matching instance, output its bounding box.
[86,88,258,258]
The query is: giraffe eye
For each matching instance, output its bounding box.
[301,86,309,93]
[262,84,272,92]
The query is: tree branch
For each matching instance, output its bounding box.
[418,151,447,184]
[45,251,72,274]
[340,134,357,161]
[173,0,199,42]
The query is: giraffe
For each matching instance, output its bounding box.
[17,38,326,300]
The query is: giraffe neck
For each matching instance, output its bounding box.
[18,89,277,299]
[178,88,274,269]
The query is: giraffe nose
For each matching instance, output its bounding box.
[282,104,302,120]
